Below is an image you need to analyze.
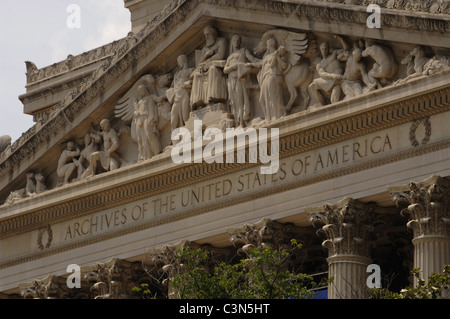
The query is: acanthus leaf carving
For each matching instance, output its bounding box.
[390,175,450,238]
[20,275,91,299]
[307,198,381,258]
[83,258,150,299]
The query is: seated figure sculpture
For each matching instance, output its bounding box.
[87,119,121,176]
[361,41,398,90]
[190,25,228,109]
[308,41,344,106]
[335,35,371,99]
[57,140,80,185]
[74,130,99,180]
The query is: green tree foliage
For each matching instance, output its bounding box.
[369,265,450,299]
[131,283,156,299]
[170,240,328,299]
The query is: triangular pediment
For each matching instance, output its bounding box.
[1,0,450,213]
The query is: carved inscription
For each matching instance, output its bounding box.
[62,132,393,242]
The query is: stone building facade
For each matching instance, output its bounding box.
[1,0,450,299]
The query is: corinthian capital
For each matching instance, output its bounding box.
[83,258,149,299]
[389,175,450,238]
[307,198,379,258]
[227,218,311,252]
[20,275,91,299]
[147,241,232,277]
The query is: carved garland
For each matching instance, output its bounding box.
[409,116,432,147]
[37,224,53,250]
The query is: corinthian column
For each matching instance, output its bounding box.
[389,175,450,286]
[307,198,378,299]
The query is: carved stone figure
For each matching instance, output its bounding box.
[2,171,48,206]
[25,172,36,197]
[154,74,173,150]
[75,131,99,180]
[335,36,371,99]
[400,51,417,78]
[0,135,11,154]
[3,189,25,206]
[224,35,260,127]
[190,25,228,109]
[132,84,152,161]
[135,85,161,160]
[361,41,398,90]
[155,73,173,97]
[258,38,289,121]
[254,30,313,112]
[308,41,344,106]
[35,173,47,194]
[396,45,450,85]
[88,119,121,176]
[396,46,429,85]
[167,55,194,130]
[115,75,162,161]
[57,141,80,185]
[422,54,450,75]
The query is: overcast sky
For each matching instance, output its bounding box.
[0,0,131,142]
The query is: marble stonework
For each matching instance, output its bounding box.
[1,0,450,299]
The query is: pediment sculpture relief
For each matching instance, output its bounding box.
[2,24,450,205]
[53,120,131,185]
